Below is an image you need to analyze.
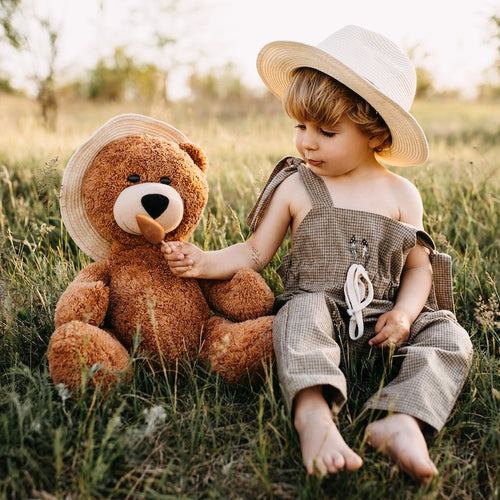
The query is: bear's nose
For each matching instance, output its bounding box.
[141,194,169,219]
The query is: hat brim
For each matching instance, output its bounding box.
[257,41,429,167]
[60,113,189,261]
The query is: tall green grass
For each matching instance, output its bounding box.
[0,94,498,499]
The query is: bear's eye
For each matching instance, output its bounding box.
[160,177,172,185]
[127,174,140,183]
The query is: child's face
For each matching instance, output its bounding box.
[294,116,377,177]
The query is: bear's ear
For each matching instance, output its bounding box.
[179,142,208,173]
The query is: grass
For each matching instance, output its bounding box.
[0,92,499,499]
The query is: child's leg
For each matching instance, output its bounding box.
[273,293,348,410]
[294,385,363,475]
[273,294,361,475]
[364,311,472,483]
[365,413,437,484]
[365,311,472,430]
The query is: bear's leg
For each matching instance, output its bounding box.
[48,320,131,393]
[202,315,274,384]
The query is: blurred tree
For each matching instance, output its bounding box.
[494,15,500,67]
[0,0,22,47]
[0,74,15,92]
[86,46,165,102]
[415,65,435,99]
[130,62,166,102]
[88,47,132,101]
[407,45,436,98]
[188,63,246,101]
[478,14,500,99]
[1,0,207,105]
[0,0,59,128]
[0,0,22,98]
[94,0,182,103]
[36,18,58,129]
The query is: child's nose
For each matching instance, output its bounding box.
[302,131,318,150]
[302,129,318,149]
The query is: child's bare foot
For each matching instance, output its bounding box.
[294,387,363,476]
[365,413,438,485]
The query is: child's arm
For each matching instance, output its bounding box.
[369,244,432,348]
[162,179,292,280]
[369,178,433,348]
[163,239,266,279]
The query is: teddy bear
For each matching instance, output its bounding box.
[48,113,275,392]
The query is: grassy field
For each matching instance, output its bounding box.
[0,92,499,499]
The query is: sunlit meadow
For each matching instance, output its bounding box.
[0,92,499,499]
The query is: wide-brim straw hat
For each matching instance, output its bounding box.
[257,25,429,167]
[60,113,189,261]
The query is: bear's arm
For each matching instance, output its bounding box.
[54,261,111,328]
[199,268,274,321]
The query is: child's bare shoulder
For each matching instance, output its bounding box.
[385,170,424,226]
[262,170,304,213]
[386,170,421,197]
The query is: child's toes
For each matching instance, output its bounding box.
[345,450,363,470]
[330,451,346,471]
[311,457,328,476]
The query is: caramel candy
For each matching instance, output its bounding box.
[136,214,166,244]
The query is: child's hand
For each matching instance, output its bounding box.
[369,309,412,348]
[161,241,204,277]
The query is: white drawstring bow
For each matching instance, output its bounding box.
[344,263,374,340]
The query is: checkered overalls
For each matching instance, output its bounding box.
[248,157,473,431]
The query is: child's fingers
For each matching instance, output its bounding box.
[169,265,194,276]
[161,240,200,277]
[377,338,397,348]
[369,330,388,347]
[370,315,389,346]
[161,241,183,254]
[370,324,401,346]
[167,257,193,268]
[374,314,387,333]
[370,327,406,348]
[372,311,410,347]
[164,251,186,262]
[160,241,170,253]
[162,243,188,263]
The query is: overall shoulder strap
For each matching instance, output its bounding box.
[247,157,300,232]
[416,230,436,252]
[298,164,335,208]
[416,229,456,313]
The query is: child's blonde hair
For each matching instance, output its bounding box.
[283,68,392,153]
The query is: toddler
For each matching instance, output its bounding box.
[163,25,473,484]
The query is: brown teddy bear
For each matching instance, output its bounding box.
[48,114,274,391]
